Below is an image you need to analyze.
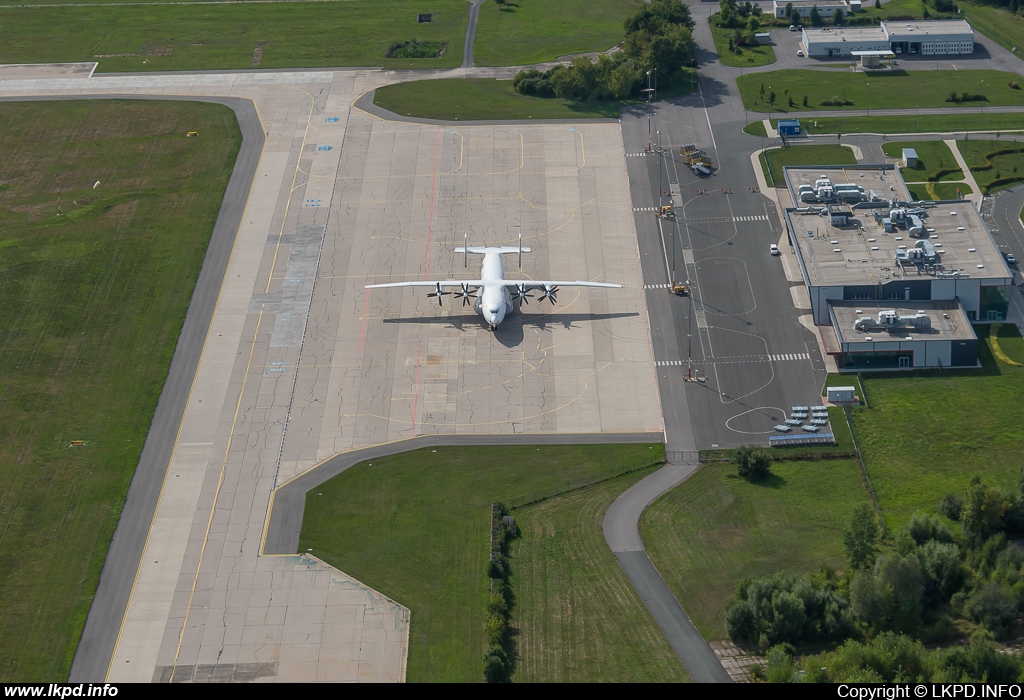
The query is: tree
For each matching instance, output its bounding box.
[844,504,879,570]
[874,0,881,7]
[965,583,1017,640]
[734,445,772,480]
[626,0,695,33]
[850,555,924,635]
[833,8,844,25]
[785,2,794,22]
[961,476,1011,543]
[746,15,761,32]
[809,4,823,26]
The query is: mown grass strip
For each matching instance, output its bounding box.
[510,469,691,682]
[0,0,468,71]
[0,100,241,680]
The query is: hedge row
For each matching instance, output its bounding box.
[484,502,518,682]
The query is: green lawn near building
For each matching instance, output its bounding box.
[882,140,964,182]
[907,181,973,200]
[642,459,870,641]
[957,138,1024,194]
[738,70,1024,113]
[781,113,1024,136]
[709,14,776,68]
[851,325,1024,531]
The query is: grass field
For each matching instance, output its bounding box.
[738,70,1024,113]
[780,113,1024,136]
[852,325,1024,530]
[882,140,964,182]
[300,443,664,682]
[374,78,623,119]
[472,0,639,66]
[373,73,697,121]
[709,14,776,68]
[957,138,1024,193]
[0,0,468,72]
[510,470,690,682]
[959,1,1024,56]
[641,459,870,641]
[0,100,241,680]
[907,181,973,200]
[759,144,858,186]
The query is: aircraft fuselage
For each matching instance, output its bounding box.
[477,252,512,329]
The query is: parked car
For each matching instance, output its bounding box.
[770,243,780,256]
[797,49,804,57]
[789,24,797,31]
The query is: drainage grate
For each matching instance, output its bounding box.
[417,13,433,22]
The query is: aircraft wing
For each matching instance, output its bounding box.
[507,281,621,289]
[365,280,486,289]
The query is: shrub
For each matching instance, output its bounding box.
[965,583,1017,640]
[1010,81,1020,90]
[483,645,510,682]
[734,445,772,480]
[485,613,508,647]
[940,493,963,521]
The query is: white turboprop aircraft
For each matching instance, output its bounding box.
[365,236,621,330]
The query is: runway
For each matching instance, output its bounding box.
[0,64,662,682]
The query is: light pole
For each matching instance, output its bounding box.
[645,70,653,152]
[658,130,663,210]
[686,279,694,381]
[866,82,869,116]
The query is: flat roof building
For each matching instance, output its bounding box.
[782,164,1012,370]
[801,19,974,57]
[775,0,850,19]
[826,300,979,369]
[883,19,974,55]
[802,26,890,58]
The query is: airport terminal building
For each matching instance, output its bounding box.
[801,19,974,58]
[782,165,1012,370]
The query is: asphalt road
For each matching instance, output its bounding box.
[36,94,267,682]
[462,0,485,68]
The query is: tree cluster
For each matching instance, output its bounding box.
[729,472,1024,679]
[765,631,1024,683]
[513,0,695,103]
[726,570,857,649]
[719,0,763,29]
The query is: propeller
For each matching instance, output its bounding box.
[454,283,477,307]
[538,284,559,305]
[427,282,450,306]
[511,284,533,305]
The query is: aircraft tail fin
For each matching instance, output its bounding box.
[454,246,532,255]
